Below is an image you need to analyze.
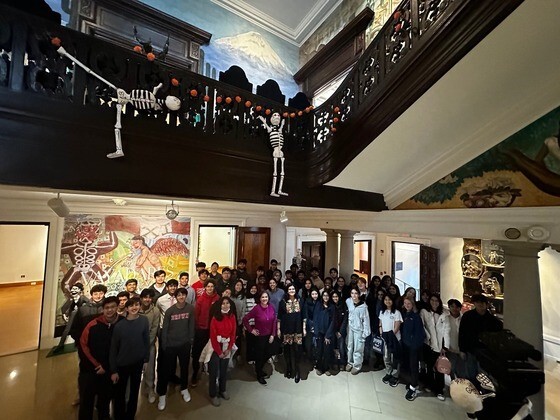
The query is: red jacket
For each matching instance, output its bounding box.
[195,292,219,329]
[210,313,237,356]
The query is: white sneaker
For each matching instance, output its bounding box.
[148,390,156,404]
[181,389,191,403]
[437,393,446,401]
[157,395,166,411]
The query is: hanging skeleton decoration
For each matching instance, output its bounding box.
[258,112,288,197]
[55,46,181,158]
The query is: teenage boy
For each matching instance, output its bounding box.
[310,267,324,290]
[139,289,159,403]
[148,270,167,301]
[110,297,150,420]
[157,287,195,410]
[191,269,209,300]
[70,284,108,348]
[191,280,219,387]
[178,271,196,305]
[447,298,463,377]
[266,259,279,280]
[156,279,179,327]
[346,288,371,375]
[116,291,129,316]
[236,258,252,285]
[195,262,207,273]
[78,296,122,420]
[125,279,139,298]
[216,267,232,295]
[209,262,223,282]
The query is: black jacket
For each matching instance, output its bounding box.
[79,314,123,373]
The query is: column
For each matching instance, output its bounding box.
[321,229,340,275]
[494,241,546,420]
[339,230,358,281]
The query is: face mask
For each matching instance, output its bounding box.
[221,309,230,314]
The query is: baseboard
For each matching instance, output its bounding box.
[0,281,44,288]
[544,333,560,362]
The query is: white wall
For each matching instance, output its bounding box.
[539,246,560,360]
[430,236,464,302]
[0,224,49,284]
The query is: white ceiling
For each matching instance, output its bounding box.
[328,0,560,208]
[210,0,342,45]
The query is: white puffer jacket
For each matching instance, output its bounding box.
[420,309,451,352]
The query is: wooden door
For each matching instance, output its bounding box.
[301,241,326,278]
[420,245,440,293]
[236,227,270,279]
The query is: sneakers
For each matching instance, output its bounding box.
[157,395,166,411]
[148,390,156,404]
[324,370,332,376]
[211,396,221,407]
[181,389,191,403]
[437,393,446,401]
[382,374,392,384]
[406,387,418,401]
[351,368,360,375]
[345,364,353,372]
[220,392,230,400]
[389,376,399,387]
[190,378,198,388]
[257,377,267,385]
[315,369,323,376]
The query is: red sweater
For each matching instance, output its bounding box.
[210,313,237,356]
[195,292,219,329]
[191,280,205,299]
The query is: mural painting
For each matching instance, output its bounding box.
[55,214,190,331]
[398,107,560,209]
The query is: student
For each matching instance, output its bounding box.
[191,269,209,300]
[313,290,335,376]
[294,269,306,290]
[268,276,285,314]
[242,291,277,385]
[266,259,279,280]
[328,267,339,283]
[209,261,223,282]
[156,279,179,328]
[139,289,159,403]
[310,267,324,290]
[381,275,393,292]
[110,297,150,420]
[116,291,129,316]
[191,280,219,386]
[277,284,305,382]
[78,296,121,420]
[303,287,320,364]
[331,290,348,371]
[420,294,450,401]
[255,266,266,285]
[216,267,232,295]
[244,283,259,364]
[157,287,195,411]
[379,294,402,386]
[195,261,207,273]
[401,297,425,401]
[256,274,268,293]
[148,270,167,301]
[231,280,246,361]
[369,275,382,292]
[178,271,196,305]
[298,278,313,300]
[124,279,139,298]
[345,287,371,375]
[70,284,107,351]
[283,270,294,289]
[334,276,350,301]
[208,297,237,406]
[236,258,252,286]
[366,288,386,371]
[446,298,463,377]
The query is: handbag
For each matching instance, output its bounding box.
[372,335,385,355]
[435,351,452,375]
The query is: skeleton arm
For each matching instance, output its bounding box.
[258,115,272,132]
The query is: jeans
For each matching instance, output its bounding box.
[113,361,143,420]
[78,370,113,420]
[156,343,191,395]
[208,352,229,397]
[401,343,421,388]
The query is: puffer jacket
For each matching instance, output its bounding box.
[420,309,450,352]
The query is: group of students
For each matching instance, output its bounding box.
[64,259,502,419]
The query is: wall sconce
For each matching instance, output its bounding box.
[166,200,179,220]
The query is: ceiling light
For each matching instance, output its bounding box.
[166,200,179,220]
[47,193,70,217]
[280,210,288,223]
[112,198,127,206]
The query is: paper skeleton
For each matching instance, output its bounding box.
[56,46,181,158]
[258,112,288,197]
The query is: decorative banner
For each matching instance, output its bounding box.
[55,214,190,329]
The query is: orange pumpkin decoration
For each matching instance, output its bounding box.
[146,52,156,61]
[395,23,402,32]
[235,96,242,103]
[255,105,262,112]
[245,100,252,107]
[394,10,402,20]
[190,89,198,97]
[216,96,223,104]
[225,97,232,104]
[203,95,210,102]
[171,78,179,87]
[51,37,62,47]
[333,117,339,123]
[265,109,271,115]
[331,127,337,133]
[334,106,340,113]
[133,45,142,53]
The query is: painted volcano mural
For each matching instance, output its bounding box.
[398,107,560,209]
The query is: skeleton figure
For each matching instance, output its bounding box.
[60,221,118,297]
[56,46,181,158]
[258,112,288,197]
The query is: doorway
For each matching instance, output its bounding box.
[301,241,325,278]
[0,223,49,356]
[236,227,271,279]
[354,240,372,279]
[198,225,237,270]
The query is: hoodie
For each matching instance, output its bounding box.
[195,292,219,330]
[346,297,371,339]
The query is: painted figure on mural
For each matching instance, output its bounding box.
[130,235,163,280]
[60,220,118,298]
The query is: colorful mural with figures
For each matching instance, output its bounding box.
[55,215,190,328]
[398,106,560,209]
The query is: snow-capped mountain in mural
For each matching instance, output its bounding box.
[203,31,299,99]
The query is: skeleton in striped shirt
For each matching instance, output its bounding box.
[259,112,288,197]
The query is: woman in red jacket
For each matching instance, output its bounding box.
[208,296,237,407]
